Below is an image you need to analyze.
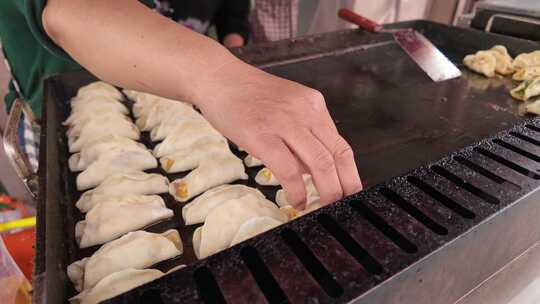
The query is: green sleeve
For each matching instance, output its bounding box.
[23,0,156,60]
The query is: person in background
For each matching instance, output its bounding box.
[163,0,251,48]
[249,0,299,43]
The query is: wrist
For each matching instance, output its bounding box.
[189,51,259,111]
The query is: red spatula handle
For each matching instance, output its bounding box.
[338,8,383,33]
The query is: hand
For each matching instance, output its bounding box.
[195,60,363,210]
[223,33,245,48]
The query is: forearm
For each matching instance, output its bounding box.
[42,0,242,106]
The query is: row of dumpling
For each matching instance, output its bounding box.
[123,90,297,259]
[64,82,182,303]
[124,89,250,202]
[463,47,540,114]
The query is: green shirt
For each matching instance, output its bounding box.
[0,0,153,118]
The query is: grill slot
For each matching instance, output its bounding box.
[317,214,383,275]
[139,290,165,304]
[453,156,506,185]
[474,147,540,179]
[194,267,226,304]
[493,139,540,163]
[281,228,344,298]
[240,247,289,304]
[378,188,448,235]
[406,176,475,219]
[431,165,500,205]
[510,132,540,147]
[525,124,540,133]
[349,200,418,254]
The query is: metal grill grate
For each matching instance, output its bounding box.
[105,120,540,304]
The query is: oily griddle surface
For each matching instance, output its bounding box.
[263,41,529,189]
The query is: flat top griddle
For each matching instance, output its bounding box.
[238,22,534,188]
[35,21,540,304]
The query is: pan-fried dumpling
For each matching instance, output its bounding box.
[510,77,540,101]
[153,120,226,158]
[68,120,140,153]
[244,154,263,167]
[160,141,230,173]
[463,50,497,78]
[490,45,514,75]
[64,103,129,127]
[182,184,265,225]
[75,81,123,101]
[255,168,280,186]
[76,172,169,213]
[136,100,196,131]
[69,136,145,172]
[230,216,283,246]
[513,50,540,70]
[525,99,540,115]
[170,154,248,202]
[513,66,540,81]
[276,174,322,214]
[124,90,161,117]
[67,229,182,292]
[75,195,173,248]
[76,150,157,191]
[193,193,287,259]
[69,268,166,304]
[149,112,204,142]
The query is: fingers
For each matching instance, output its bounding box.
[312,117,363,196]
[283,129,343,205]
[252,136,307,209]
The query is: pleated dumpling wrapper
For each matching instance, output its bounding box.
[153,120,226,158]
[66,112,131,139]
[68,119,140,153]
[513,66,540,81]
[255,167,280,186]
[193,193,287,259]
[75,195,173,248]
[170,154,248,202]
[69,268,165,304]
[182,184,266,225]
[510,77,540,101]
[276,174,323,215]
[513,50,540,70]
[123,89,168,118]
[75,81,123,101]
[64,102,129,127]
[76,172,169,213]
[244,154,263,168]
[76,149,157,191]
[160,140,230,173]
[70,96,126,115]
[230,216,284,246]
[150,111,205,142]
[463,50,497,77]
[525,99,540,115]
[69,135,147,172]
[67,229,182,292]
[489,45,514,75]
[136,99,196,132]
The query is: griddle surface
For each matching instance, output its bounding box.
[264,41,526,188]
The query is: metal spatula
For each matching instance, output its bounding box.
[338,9,462,82]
